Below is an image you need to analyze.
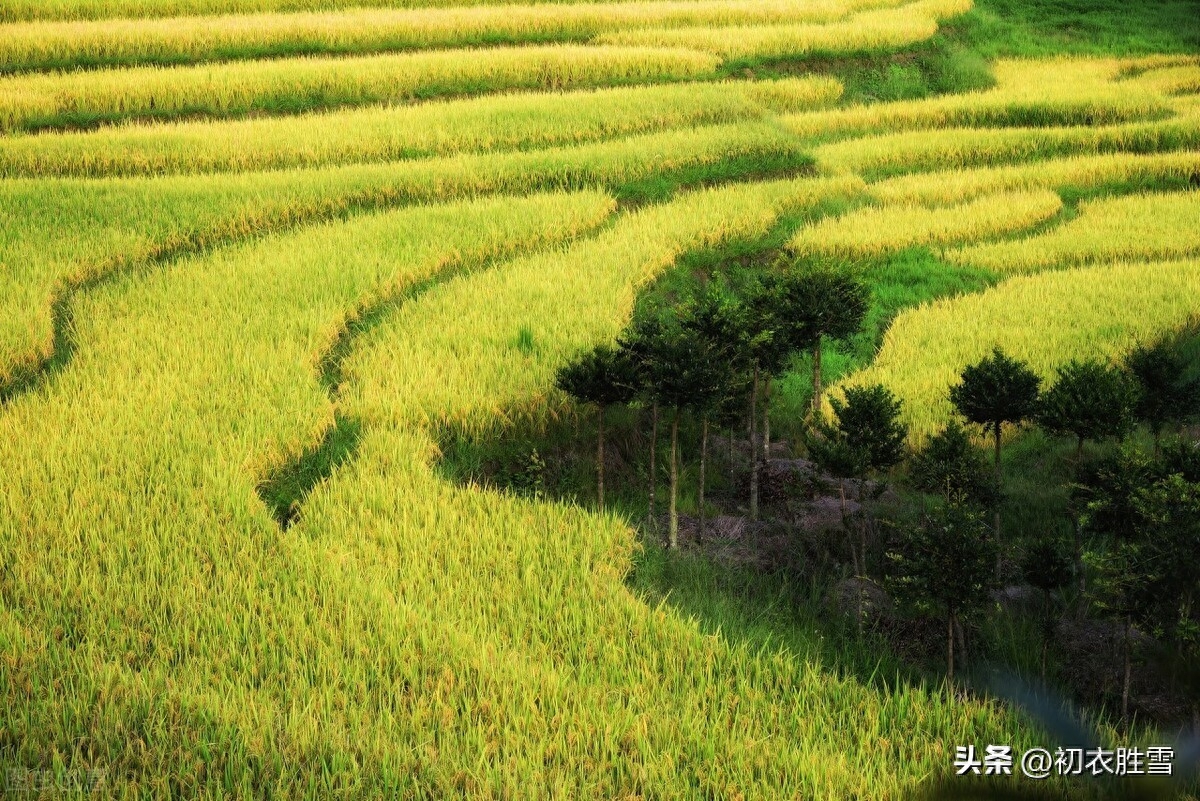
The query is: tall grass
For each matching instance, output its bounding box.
[1125,62,1200,95]
[0,44,721,132]
[945,190,1200,271]
[0,121,804,388]
[813,109,1200,175]
[788,188,1062,257]
[783,56,1175,139]
[870,150,1200,203]
[837,258,1200,439]
[0,0,905,72]
[596,0,966,60]
[0,77,841,178]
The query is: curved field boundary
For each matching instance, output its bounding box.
[596,0,964,61]
[0,77,841,178]
[836,258,1200,440]
[783,57,1175,140]
[944,190,1200,272]
[813,110,1200,175]
[869,150,1200,204]
[787,188,1062,257]
[0,120,806,394]
[0,44,720,133]
[0,0,906,72]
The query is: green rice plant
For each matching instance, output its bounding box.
[0,120,803,388]
[813,108,1200,175]
[0,44,721,132]
[783,57,1176,140]
[0,77,841,178]
[787,188,1062,257]
[0,0,905,72]
[837,258,1200,440]
[595,0,965,60]
[870,150,1200,204]
[944,190,1200,271]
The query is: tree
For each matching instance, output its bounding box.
[618,315,666,529]
[1125,337,1200,454]
[678,286,744,543]
[776,263,868,414]
[554,344,638,510]
[1036,358,1136,462]
[1021,538,1073,680]
[949,347,1041,570]
[909,421,1000,510]
[634,306,736,549]
[807,383,908,578]
[1128,470,1200,730]
[888,498,997,683]
[735,272,794,522]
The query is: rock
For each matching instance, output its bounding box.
[827,577,893,627]
[990,584,1043,613]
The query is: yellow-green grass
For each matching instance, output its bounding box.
[813,110,1200,175]
[596,0,967,61]
[1126,63,1200,96]
[0,77,841,178]
[870,150,1200,204]
[0,177,1038,796]
[0,44,721,133]
[0,120,802,388]
[783,57,1175,140]
[788,188,1062,258]
[0,0,906,72]
[944,190,1200,272]
[837,259,1200,440]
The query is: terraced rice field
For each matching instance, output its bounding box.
[1,0,1198,795]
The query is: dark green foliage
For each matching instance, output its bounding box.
[1035,358,1137,458]
[783,262,870,412]
[1074,448,1161,543]
[1022,538,1073,598]
[887,499,998,680]
[1125,337,1200,447]
[910,420,1001,508]
[950,347,1042,453]
[808,384,908,479]
[554,343,639,410]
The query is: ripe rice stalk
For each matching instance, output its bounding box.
[783,57,1175,140]
[0,0,906,72]
[869,150,1200,204]
[0,44,721,133]
[944,190,1200,272]
[787,188,1063,258]
[0,120,802,387]
[0,77,841,178]
[595,0,964,60]
[813,109,1200,176]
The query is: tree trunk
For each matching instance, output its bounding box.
[669,410,680,549]
[596,407,605,510]
[1075,434,1084,465]
[858,478,869,580]
[811,338,823,414]
[749,366,760,522]
[1153,426,1162,458]
[947,613,955,683]
[762,375,772,465]
[648,402,658,528]
[698,416,708,544]
[728,425,736,485]
[993,423,1003,580]
[1122,616,1132,719]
